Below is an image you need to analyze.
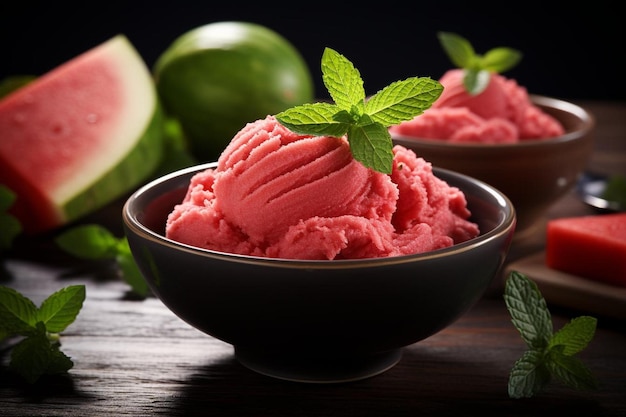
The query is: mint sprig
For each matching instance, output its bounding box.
[504,271,598,398]
[0,185,22,250]
[0,285,85,383]
[437,31,522,95]
[55,224,149,298]
[276,47,443,174]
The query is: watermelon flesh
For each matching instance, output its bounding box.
[0,35,163,234]
[545,213,626,287]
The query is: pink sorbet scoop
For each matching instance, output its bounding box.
[166,115,479,260]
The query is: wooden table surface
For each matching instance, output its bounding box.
[1,100,625,417]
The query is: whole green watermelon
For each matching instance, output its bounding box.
[153,21,315,161]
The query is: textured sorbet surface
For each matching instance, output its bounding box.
[390,69,565,143]
[166,115,480,260]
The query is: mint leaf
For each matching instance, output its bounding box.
[437,31,477,69]
[504,271,553,350]
[348,117,394,174]
[321,47,365,111]
[1,286,84,383]
[550,316,597,356]
[546,348,599,391]
[275,102,351,137]
[437,31,522,95]
[116,238,150,298]
[481,47,523,73]
[10,328,56,384]
[0,185,22,250]
[38,285,86,333]
[276,47,442,174]
[508,349,551,399]
[55,224,119,259]
[365,77,443,126]
[55,224,150,298]
[602,174,626,209]
[504,271,598,398]
[0,285,39,336]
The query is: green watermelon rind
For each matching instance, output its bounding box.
[0,35,165,234]
[61,101,164,222]
[153,21,315,161]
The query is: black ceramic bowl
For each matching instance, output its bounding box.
[122,163,516,383]
[391,95,594,236]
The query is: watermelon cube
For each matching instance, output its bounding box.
[545,213,626,287]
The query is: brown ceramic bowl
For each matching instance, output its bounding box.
[123,162,516,383]
[391,95,594,236]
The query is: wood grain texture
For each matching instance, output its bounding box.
[1,100,625,417]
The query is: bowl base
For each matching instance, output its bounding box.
[234,347,403,383]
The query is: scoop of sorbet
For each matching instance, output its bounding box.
[166,115,479,260]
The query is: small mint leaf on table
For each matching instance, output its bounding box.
[504,271,553,350]
[55,224,119,259]
[437,31,522,95]
[55,224,150,298]
[0,285,85,383]
[38,285,86,333]
[550,316,597,356]
[504,271,598,398]
[508,349,551,399]
[276,47,442,174]
[0,285,39,336]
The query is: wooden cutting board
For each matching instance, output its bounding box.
[504,252,626,320]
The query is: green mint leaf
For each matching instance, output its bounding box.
[462,69,491,96]
[321,47,365,111]
[602,174,626,208]
[504,271,553,350]
[0,185,22,250]
[550,316,597,356]
[56,224,148,297]
[481,47,523,73]
[348,118,394,174]
[546,348,599,391]
[437,31,522,95]
[277,47,442,174]
[437,32,477,69]
[508,349,551,399]
[9,323,73,384]
[505,272,599,398]
[365,77,443,125]
[276,102,351,137]
[37,285,86,333]
[116,238,150,298]
[55,224,119,259]
[2,287,82,383]
[0,285,39,336]
[10,330,53,384]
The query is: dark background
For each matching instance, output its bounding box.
[1,2,624,102]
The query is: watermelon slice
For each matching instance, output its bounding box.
[0,35,164,234]
[545,213,626,287]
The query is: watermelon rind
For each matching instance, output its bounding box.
[0,35,164,234]
[62,101,164,223]
[153,21,314,161]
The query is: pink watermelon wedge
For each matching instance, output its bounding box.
[0,35,164,234]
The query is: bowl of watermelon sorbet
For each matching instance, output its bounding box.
[122,155,516,383]
[391,84,595,237]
